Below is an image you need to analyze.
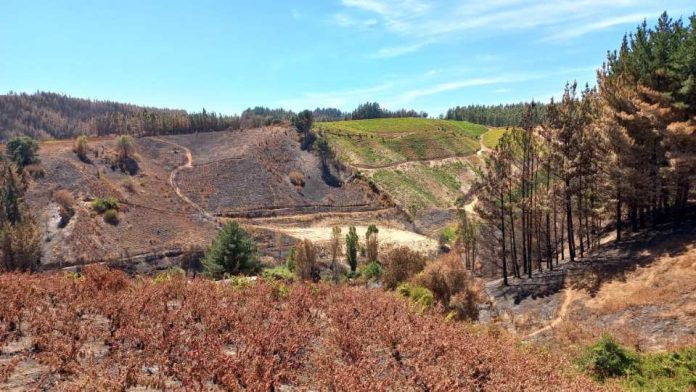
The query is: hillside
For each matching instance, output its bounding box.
[0,266,599,391]
[21,126,436,270]
[315,118,487,227]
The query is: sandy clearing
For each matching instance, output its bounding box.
[255,225,439,254]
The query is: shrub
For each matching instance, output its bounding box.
[115,135,134,162]
[382,246,426,289]
[580,334,638,381]
[414,253,483,320]
[358,261,382,280]
[289,170,305,187]
[73,136,90,162]
[0,216,42,272]
[121,178,136,193]
[6,136,39,168]
[397,283,435,310]
[91,197,119,213]
[294,239,317,281]
[202,220,259,278]
[103,209,119,225]
[53,190,75,227]
[180,245,204,275]
[345,226,359,272]
[262,265,295,281]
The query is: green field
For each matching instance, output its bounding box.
[315,118,486,167]
[481,127,508,149]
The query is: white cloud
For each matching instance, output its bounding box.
[332,13,378,28]
[334,0,675,57]
[370,41,429,58]
[546,13,652,41]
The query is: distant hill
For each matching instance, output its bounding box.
[0,92,296,141]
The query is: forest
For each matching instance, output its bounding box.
[473,13,696,284]
[446,103,547,127]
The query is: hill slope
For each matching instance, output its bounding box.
[316,118,487,227]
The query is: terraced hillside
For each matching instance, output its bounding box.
[315,118,488,229]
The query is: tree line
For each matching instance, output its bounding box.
[474,13,696,285]
[351,102,428,120]
[445,103,548,127]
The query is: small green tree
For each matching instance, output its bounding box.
[345,225,359,272]
[6,136,39,169]
[203,221,259,278]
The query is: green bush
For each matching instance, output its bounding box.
[262,265,295,281]
[6,136,39,168]
[359,261,382,280]
[580,335,638,381]
[103,209,119,225]
[623,347,696,391]
[202,220,259,278]
[397,283,435,309]
[92,197,119,213]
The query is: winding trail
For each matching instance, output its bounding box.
[151,137,220,227]
[524,288,576,339]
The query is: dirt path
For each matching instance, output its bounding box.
[523,288,576,339]
[477,134,493,157]
[151,137,219,227]
[351,154,474,171]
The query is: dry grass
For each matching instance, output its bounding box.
[585,245,696,317]
[288,170,305,187]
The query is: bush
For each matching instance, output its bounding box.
[365,229,379,263]
[414,253,482,320]
[286,246,296,272]
[580,335,638,381]
[73,136,90,162]
[358,261,382,280]
[103,209,119,225]
[53,190,75,227]
[203,220,259,278]
[91,197,119,213]
[288,170,305,187]
[397,283,435,309]
[0,216,42,272]
[262,265,295,281]
[121,178,136,193]
[6,136,39,168]
[294,239,317,281]
[115,135,134,162]
[382,246,426,289]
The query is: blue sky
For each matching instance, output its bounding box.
[0,1,693,116]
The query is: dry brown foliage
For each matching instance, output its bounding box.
[382,246,426,289]
[0,267,600,390]
[288,170,305,187]
[415,253,485,320]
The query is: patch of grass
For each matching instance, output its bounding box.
[91,197,119,213]
[441,225,457,243]
[481,128,508,149]
[397,282,435,310]
[358,261,382,280]
[623,347,696,391]
[262,265,295,281]
[316,118,483,167]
